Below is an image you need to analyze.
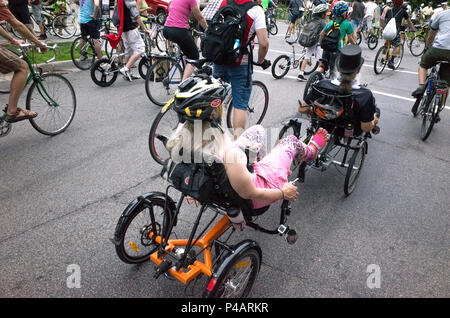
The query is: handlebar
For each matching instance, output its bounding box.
[18,43,59,63]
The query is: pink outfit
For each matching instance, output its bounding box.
[234,126,306,209]
[164,0,198,29]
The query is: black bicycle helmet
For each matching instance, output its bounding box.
[172,76,228,124]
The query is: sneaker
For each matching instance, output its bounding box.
[387,60,395,70]
[120,67,132,81]
[297,74,306,81]
[130,72,140,80]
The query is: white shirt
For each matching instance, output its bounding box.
[240,6,266,65]
[364,1,378,17]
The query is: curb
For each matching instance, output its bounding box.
[0,59,80,82]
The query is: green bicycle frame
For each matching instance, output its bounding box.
[23,54,59,107]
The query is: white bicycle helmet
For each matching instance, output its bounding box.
[313,3,329,14]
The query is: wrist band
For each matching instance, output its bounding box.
[278,188,284,200]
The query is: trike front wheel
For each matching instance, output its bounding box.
[114,197,174,264]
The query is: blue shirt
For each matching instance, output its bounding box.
[79,0,99,24]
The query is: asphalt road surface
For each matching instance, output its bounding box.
[0,22,449,298]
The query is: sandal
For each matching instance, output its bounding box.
[5,107,38,123]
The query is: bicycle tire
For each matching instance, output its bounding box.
[204,243,261,298]
[356,31,362,45]
[374,45,387,75]
[70,36,96,70]
[420,90,436,141]
[114,197,174,264]
[344,142,366,196]
[26,73,76,136]
[90,57,119,87]
[303,71,324,100]
[138,55,152,79]
[271,55,291,79]
[52,14,77,39]
[148,100,180,165]
[268,21,278,35]
[301,55,319,75]
[367,34,378,50]
[226,80,269,130]
[155,29,168,53]
[145,57,184,107]
[409,35,426,57]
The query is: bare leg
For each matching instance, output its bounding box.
[7,60,35,116]
[232,108,247,139]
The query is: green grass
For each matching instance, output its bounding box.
[5,41,73,64]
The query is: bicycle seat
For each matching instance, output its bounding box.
[286,39,296,45]
[186,58,210,69]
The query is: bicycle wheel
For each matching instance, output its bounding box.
[303,71,324,100]
[356,31,362,45]
[374,45,387,75]
[26,73,76,136]
[409,35,426,57]
[145,57,183,107]
[344,142,366,196]
[301,55,319,75]
[52,14,77,39]
[148,100,180,165]
[271,55,291,79]
[71,36,96,70]
[268,21,278,35]
[138,55,152,79]
[204,243,261,298]
[90,58,119,87]
[420,90,437,141]
[155,29,168,53]
[367,34,378,50]
[226,80,269,129]
[114,197,174,264]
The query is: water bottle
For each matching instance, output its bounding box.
[233,39,240,50]
[344,123,353,143]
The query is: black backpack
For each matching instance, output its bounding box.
[320,20,341,52]
[299,18,324,48]
[201,0,259,66]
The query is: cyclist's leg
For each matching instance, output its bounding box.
[87,19,103,59]
[163,26,199,81]
[0,47,36,120]
[412,47,440,97]
[229,65,252,138]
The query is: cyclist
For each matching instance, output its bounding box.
[317,1,355,79]
[351,0,366,33]
[78,0,103,62]
[261,0,277,31]
[421,2,434,22]
[0,0,47,123]
[380,0,392,28]
[212,0,269,138]
[297,3,329,81]
[286,0,306,39]
[165,79,329,229]
[163,0,207,82]
[299,45,380,136]
[111,0,150,81]
[384,0,414,70]
[30,0,47,40]
[363,0,378,35]
[411,7,450,113]
[200,0,222,31]
[7,0,36,36]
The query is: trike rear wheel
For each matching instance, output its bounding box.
[204,242,261,298]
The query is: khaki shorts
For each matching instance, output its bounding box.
[0,47,24,74]
[420,47,450,84]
